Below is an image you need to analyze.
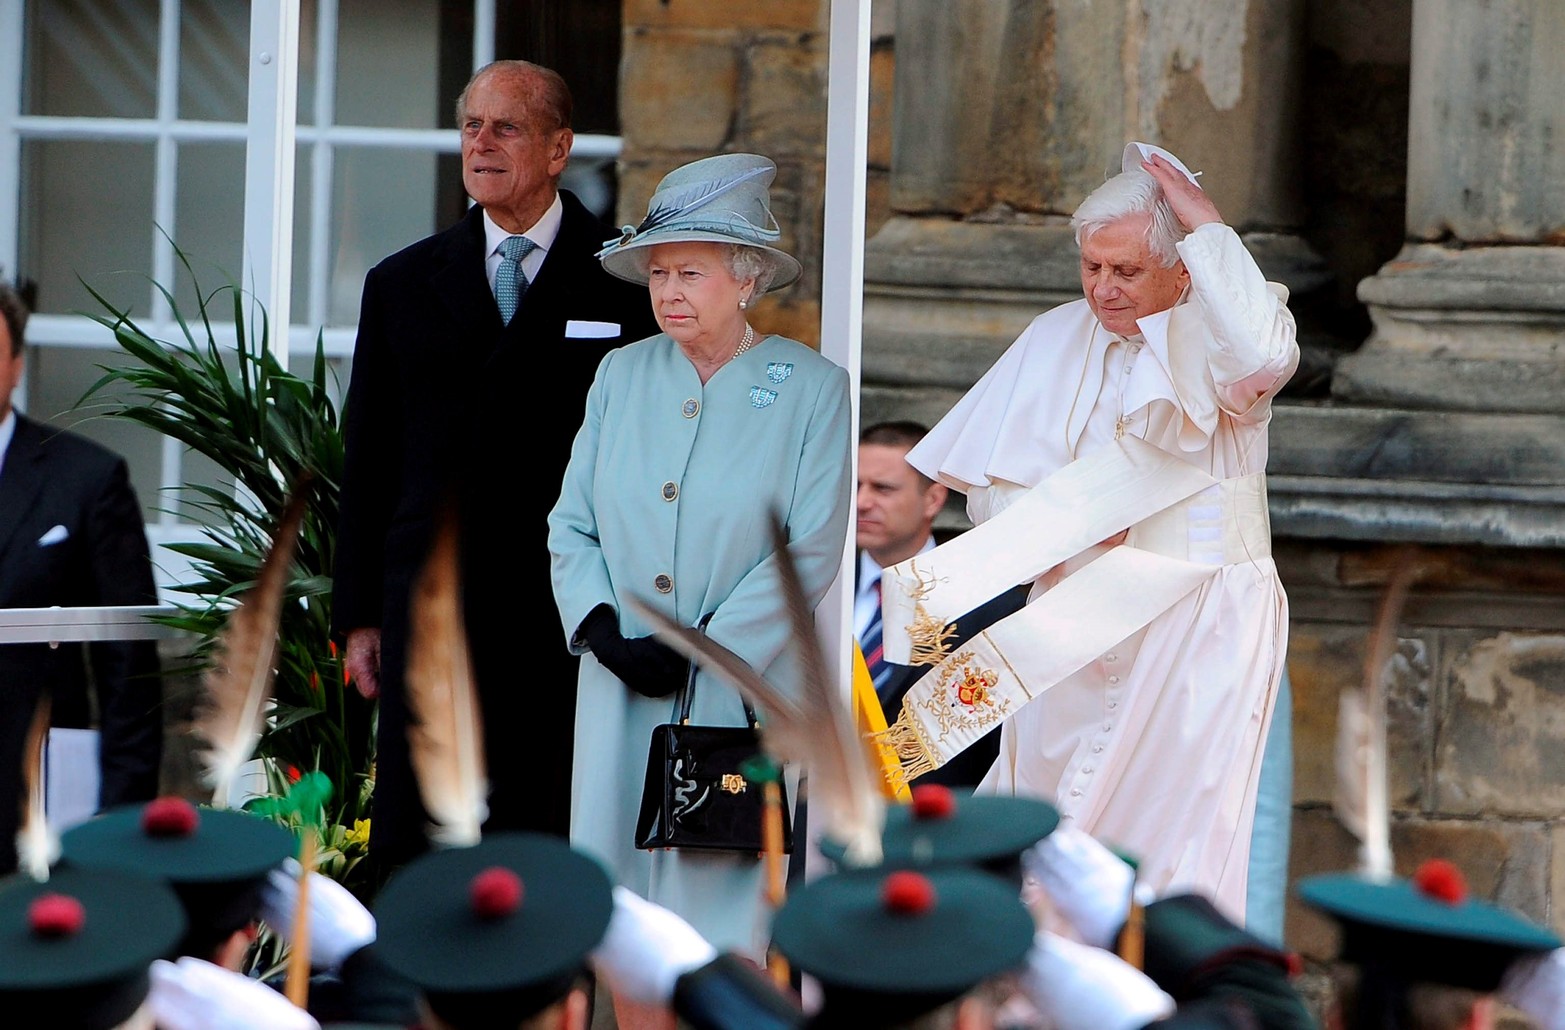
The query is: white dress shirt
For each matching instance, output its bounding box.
[0,409,16,480]
[854,535,936,639]
[482,193,564,296]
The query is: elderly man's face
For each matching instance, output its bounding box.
[460,69,572,234]
[1079,213,1189,337]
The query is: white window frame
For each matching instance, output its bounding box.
[0,0,619,580]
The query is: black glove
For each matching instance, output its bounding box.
[577,604,691,699]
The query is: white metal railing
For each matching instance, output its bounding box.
[0,606,184,645]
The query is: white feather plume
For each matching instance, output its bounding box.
[405,513,488,848]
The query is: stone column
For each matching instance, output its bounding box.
[1335,0,1565,413]
[862,0,1325,429]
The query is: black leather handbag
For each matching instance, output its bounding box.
[634,623,792,854]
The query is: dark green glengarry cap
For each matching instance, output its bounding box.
[59,797,296,957]
[1298,860,1561,993]
[0,867,185,1029]
[373,833,614,1024]
[820,784,1059,873]
[772,866,1034,1026]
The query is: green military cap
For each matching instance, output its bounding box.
[0,866,185,1028]
[821,783,1059,876]
[60,796,295,958]
[372,833,614,1026]
[772,866,1034,1027]
[1298,859,1561,993]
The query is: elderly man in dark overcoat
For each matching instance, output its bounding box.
[334,60,656,871]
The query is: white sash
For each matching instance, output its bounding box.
[876,436,1255,784]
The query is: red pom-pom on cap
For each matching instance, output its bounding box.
[28,894,86,938]
[910,784,956,821]
[1413,859,1468,905]
[470,867,524,920]
[882,870,937,915]
[141,797,200,838]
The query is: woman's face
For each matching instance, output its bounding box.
[646,242,756,351]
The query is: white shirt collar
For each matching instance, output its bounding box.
[482,193,564,258]
[0,409,15,479]
[857,534,938,598]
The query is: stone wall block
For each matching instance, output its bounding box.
[743,34,827,158]
[867,44,895,171]
[619,29,740,152]
[1436,631,1565,817]
[623,0,825,32]
[1288,623,1431,810]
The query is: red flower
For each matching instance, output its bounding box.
[286,764,302,784]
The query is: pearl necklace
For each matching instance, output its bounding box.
[732,323,756,358]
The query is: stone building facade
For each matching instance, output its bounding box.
[620,0,1565,1011]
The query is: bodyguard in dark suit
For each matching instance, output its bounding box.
[855,422,1024,790]
[334,60,657,870]
[0,282,162,875]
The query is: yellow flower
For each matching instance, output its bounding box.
[345,818,371,849]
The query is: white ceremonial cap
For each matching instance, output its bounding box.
[1123,142,1202,188]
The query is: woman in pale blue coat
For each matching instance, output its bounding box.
[548,154,851,959]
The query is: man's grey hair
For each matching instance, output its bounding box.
[631,243,780,296]
[454,60,572,133]
[1070,169,1187,268]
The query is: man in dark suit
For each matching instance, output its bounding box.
[0,280,162,875]
[334,60,657,870]
[855,422,1025,790]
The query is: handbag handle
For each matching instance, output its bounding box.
[674,613,760,728]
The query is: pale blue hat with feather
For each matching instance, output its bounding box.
[597,152,802,292]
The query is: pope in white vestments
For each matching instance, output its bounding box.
[891,145,1298,920]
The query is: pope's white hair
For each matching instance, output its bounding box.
[1070,170,1187,268]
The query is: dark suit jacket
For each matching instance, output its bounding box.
[878,583,1030,791]
[334,191,658,863]
[0,415,163,872]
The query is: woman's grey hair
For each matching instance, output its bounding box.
[1070,169,1187,268]
[632,243,781,295]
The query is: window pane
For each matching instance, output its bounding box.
[22,0,159,118]
[325,147,441,326]
[178,0,249,122]
[335,0,444,129]
[22,345,168,524]
[172,143,246,314]
[18,140,155,318]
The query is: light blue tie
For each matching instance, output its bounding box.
[495,235,537,325]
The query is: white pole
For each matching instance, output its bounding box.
[241,1,301,369]
[819,0,871,722]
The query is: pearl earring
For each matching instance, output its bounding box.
[739,297,748,311]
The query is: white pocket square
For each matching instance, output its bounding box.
[38,525,69,546]
[565,320,621,339]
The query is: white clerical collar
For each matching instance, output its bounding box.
[482,193,563,259]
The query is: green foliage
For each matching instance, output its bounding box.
[78,258,375,887]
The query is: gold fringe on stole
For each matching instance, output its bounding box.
[869,707,937,790]
[906,603,957,667]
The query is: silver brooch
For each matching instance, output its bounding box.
[765,362,793,384]
[749,386,777,409]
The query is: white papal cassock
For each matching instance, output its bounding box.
[898,222,1298,921]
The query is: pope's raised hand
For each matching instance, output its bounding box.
[1142,153,1222,231]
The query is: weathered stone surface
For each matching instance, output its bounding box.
[1286,808,1360,959]
[619,29,740,152]
[1436,632,1565,817]
[867,43,895,171]
[1405,0,1565,243]
[1288,624,1430,810]
[1267,404,1565,548]
[743,34,827,158]
[623,0,824,32]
